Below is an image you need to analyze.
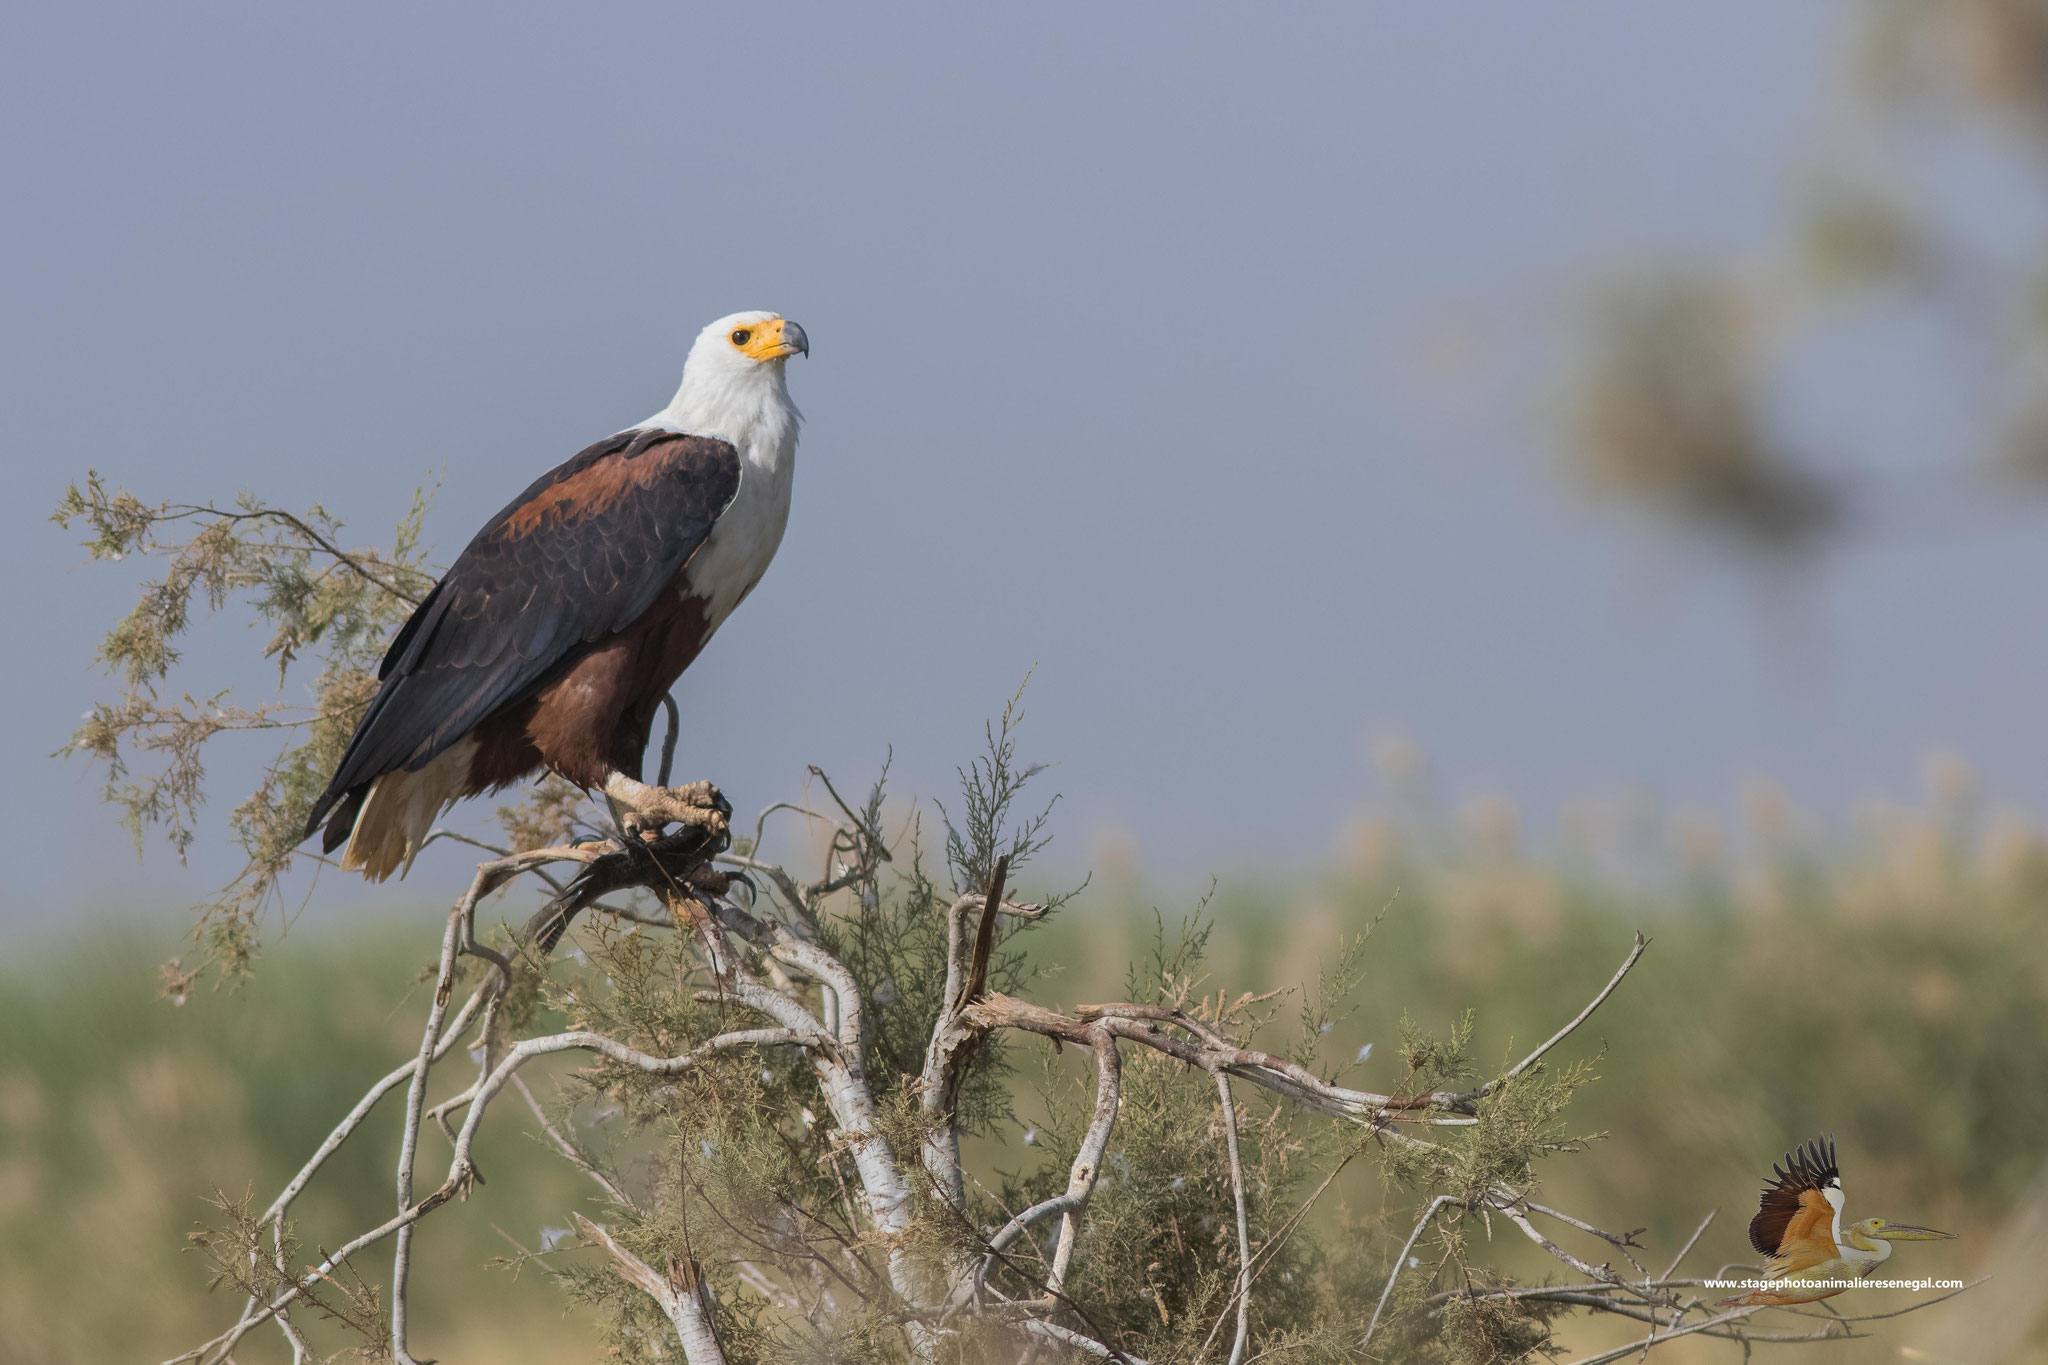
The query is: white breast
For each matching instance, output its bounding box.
[638,348,802,631]
[685,446,794,627]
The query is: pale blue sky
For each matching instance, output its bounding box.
[10,2,2037,925]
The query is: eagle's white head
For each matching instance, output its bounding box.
[655,310,807,463]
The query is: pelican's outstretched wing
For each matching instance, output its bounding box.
[1748,1135,1840,1274]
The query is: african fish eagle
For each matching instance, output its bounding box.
[303,310,808,880]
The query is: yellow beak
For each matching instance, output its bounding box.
[742,317,809,361]
[1881,1224,1958,1242]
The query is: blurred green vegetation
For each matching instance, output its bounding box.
[0,921,597,1365]
[6,763,2046,1363]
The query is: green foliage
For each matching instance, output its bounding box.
[0,928,600,1364]
[1435,1274,1566,1365]
[55,472,439,986]
[187,1188,390,1359]
[992,914,1356,1362]
[541,922,841,1364]
[935,673,1082,913]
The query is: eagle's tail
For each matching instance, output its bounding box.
[336,742,475,881]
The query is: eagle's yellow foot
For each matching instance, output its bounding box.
[618,780,731,842]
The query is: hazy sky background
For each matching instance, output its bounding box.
[8,2,2039,928]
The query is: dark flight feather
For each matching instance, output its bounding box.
[305,428,741,843]
[1747,1134,1840,1256]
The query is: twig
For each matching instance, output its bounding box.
[165,501,429,605]
[1524,1200,1648,1277]
[1235,1148,1359,1300]
[1019,1318,1152,1363]
[717,852,813,923]
[1828,1274,1989,1319]
[919,858,1038,1207]
[1661,1209,1715,1281]
[965,993,1409,1129]
[1496,1199,1620,1285]
[274,1307,311,1364]
[1560,1306,1759,1365]
[513,1073,637,1212]
[261,980,492,1226]
[1452,931,1647,1103]
[807,763,889,861]
[1425,1282,1641,1307]
[1365,1195,1454,1347]
[199,973,497,1361]
[390,904,464,1364]
[1202,1069,1253,1365]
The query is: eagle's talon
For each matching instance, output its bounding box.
[615,782,731,841]
[667,780,730,818]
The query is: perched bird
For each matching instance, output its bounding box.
[1717,1135,1956,1307]
[303,310,808,880]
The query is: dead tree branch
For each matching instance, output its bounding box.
[574,1213,727,1365]
[161,780,1954,1365]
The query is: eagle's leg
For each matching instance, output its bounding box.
[602,773,732,841]
[599,792,653,861]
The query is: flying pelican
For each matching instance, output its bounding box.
[1717,1135,1957,1306]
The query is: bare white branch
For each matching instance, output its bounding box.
[1020,1317,1152,1363]
[1048,1029,1122,1299]
[1496,1198,1622,1286]
[1209,1069,1253,1365]
[574,1213,727,1365]
[390,903,466,1364]
[1366,1194,1455,1347]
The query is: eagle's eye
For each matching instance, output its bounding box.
[730,329,753,346]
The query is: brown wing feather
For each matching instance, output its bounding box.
[1746,1134,1840,1258]
[304,427,740,845]
[1770,1188,1840,1272]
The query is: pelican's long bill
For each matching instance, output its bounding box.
[1873,1223,1958,1242]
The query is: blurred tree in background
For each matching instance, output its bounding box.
[1567,0,2048,554]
